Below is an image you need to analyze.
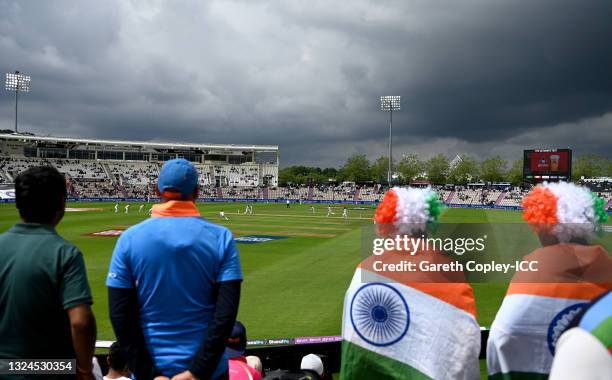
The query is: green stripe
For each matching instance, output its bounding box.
[341,340,431,380]
[488,372,549,380]
[590,316,612,350]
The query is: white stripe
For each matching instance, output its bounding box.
[343,268,480,380]
[487,294,587,375]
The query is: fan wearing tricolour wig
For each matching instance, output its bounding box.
[341,187,481,380]
[487,182,612,380]
[374,187,444,237]
[522,181,608,245]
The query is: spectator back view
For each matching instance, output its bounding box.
[107,159,243,379]
[0,166,97,380]
[227,321,262,380]
[261,354,324,380]
[104,342,131,380]
[487,182,612,379]
[341,187,481,380]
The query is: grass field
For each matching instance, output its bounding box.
[0,201,609,344]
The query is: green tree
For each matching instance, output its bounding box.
[425,154,449,184]
[339,154,371,182]
[572,154,607,180]
[321,168,339,183]
[480,156,507,183]
[278,166,334,185]
[371,156,391,183]
[448,155,478,185]
[506,159,524,185]
[396,153,423,184]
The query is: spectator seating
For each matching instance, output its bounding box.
[0,156,610,207]
[267,186,309,200]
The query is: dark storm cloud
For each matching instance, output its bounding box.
[0,0,610,166]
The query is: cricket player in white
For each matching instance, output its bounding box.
[219,211,229,220]
[244,204,253,215]
[310,206,315,214]
[139,204,145,214]
[114,202,119,213]
[326,206,335,217]
[124,204,130,214]
[342,207,348,219]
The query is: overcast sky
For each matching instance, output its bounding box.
[0,0,611,167]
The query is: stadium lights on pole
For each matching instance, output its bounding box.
[5,71,31,134]
[380,95,400,184]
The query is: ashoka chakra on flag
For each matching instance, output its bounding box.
[350,282,410,346]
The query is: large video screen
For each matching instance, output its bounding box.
[523,149,572,182]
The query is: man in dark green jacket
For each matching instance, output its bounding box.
[0,166,96,380]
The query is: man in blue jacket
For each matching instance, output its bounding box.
[107,159,242,380]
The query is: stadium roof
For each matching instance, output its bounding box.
[0,133,278,151]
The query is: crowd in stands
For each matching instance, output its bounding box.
[223,187,263,199]
[199,185,218,198]
[358,184,385,201]
[72,181,121,198]
[267,186,309,200]
[108,162,159,185]
[0,156,611,210]
[311,184,355,201]
[53,159,108,180]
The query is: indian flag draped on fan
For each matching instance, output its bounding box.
[341,187,481,380]
[487,280,610,380]
[487,182,612,379]
[341,266,481,380]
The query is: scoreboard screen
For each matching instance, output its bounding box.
[523,149,572,182]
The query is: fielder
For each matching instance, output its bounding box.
[326,206,335,217]
[342,207,349,219]
[139,204,145,214]
[310,206,315,214]
[114,202,119,213]
[219,211,229,221]
[124,204,130,214]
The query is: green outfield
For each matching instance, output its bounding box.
[0,201,608,343]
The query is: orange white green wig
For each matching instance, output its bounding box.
[374,187,444,236]
[522,182,608,242]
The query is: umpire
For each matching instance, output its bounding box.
[107,159,242,380]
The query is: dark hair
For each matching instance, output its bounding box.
[108,341,128,371]
[15,166,67,224]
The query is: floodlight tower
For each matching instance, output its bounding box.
[380,95,400,184]
[5,71,31,133]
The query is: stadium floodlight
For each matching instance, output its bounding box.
[380,95,400,184]
[5,71,31,133]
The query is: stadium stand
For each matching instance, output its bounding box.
[2,156,611,208]
[358,185,385,201]
[0,134,280,199]
[223,187,264,199]
[1,135,611,208]
[311,184,355,201]
[108,162,159,185]
[267,186,310,200]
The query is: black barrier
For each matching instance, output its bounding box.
[94,330,490,375]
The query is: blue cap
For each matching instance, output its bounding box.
[157,159,198,198]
